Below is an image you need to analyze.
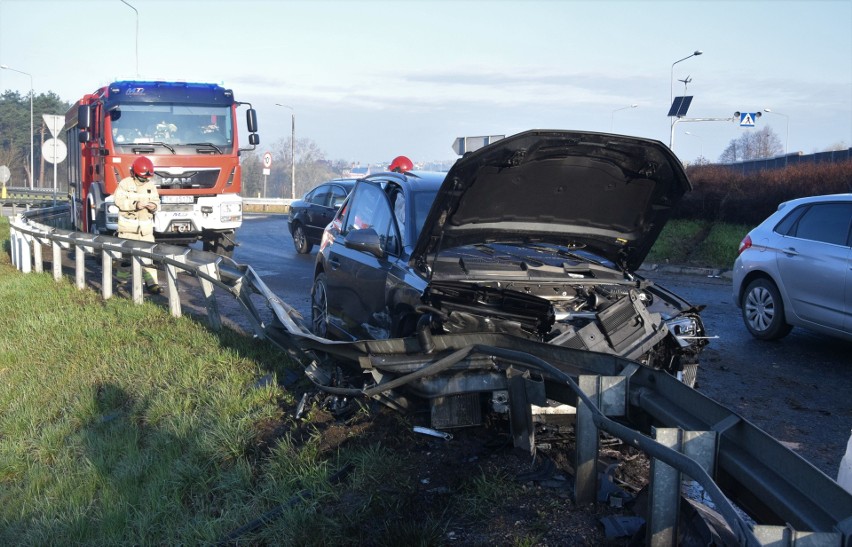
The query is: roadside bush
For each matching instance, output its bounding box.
[678,160,852,225]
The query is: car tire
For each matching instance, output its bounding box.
[311,272,329,337]
[292,224,313,254]
[741,278,793,340]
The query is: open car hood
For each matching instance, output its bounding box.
[412,130,692,272]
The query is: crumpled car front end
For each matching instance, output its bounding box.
[419,244,707,386]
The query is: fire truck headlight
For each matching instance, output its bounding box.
[107,205,119,214]
[220,202,242,223]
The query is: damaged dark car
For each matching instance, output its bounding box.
[310,130,708,387]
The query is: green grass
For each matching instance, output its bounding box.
[644,219,750,269]
[0,218,369,544]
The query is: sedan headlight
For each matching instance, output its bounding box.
[665,316,700,347]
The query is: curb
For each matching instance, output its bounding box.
[639,263,733,280]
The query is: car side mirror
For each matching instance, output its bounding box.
[344,228,384,258]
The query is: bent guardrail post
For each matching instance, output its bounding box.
[646,428,717,546]
[196,262,223,331]
[575,374,630,505]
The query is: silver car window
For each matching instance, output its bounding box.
[792,203,852,246]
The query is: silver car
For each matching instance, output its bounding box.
[732,193,852,341]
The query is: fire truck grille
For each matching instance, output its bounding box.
[155,169,220,189]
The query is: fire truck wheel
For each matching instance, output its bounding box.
[203,233,235,258]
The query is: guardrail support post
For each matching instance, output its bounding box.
[18,232,32,273]
[575,375,628,505]
[9,224,20,269]
[75,244,86,289]
[197,262,222,331]
[165,254,183,318]
[131,257,144,305]
[52,241,62,281]
[102,250,121,300]
[646,428,716,546]
[32,237,43,273]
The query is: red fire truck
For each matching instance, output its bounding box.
[64,81,259,256]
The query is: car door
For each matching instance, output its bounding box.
[303,184,333,242]
[323,182,400,340]
[775,202,852,333]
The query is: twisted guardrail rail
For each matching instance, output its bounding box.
[8,206,852,546]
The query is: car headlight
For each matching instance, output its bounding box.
[220,202,242,223]
[665,316,700,347]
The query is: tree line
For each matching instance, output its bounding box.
[0,90,71,187]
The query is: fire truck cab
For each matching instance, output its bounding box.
[65,81,259,257]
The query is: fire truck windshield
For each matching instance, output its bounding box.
[108,104,233,152]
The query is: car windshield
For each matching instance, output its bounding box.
[108,103,233,151]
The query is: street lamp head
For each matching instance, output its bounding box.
[764,108,772,113]
[0,64,8,69]
[694,50,703,56]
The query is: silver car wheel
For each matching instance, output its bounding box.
[744,285,775,332]
[741,278,792,340]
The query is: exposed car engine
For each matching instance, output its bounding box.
[422,277,707,382]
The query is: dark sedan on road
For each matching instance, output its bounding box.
[310,130,709,384]
[287,179,356,253]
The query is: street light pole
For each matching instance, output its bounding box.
[764,108,790,167]
[669,50,703,148]
[1,64,34,188]
[610,103,638,132]
[684,131,703,159]
[274,103,296,199]
[120,0,139,77]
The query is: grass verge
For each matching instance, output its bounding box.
[644,219,751,269]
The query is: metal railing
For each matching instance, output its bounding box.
[8,207,852,546]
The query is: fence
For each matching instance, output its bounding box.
[7,206,852,546]
[723,148,852,174]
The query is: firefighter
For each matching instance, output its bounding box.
[388,155,413,173]
[114,156,162,294]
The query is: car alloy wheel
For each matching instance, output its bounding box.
[742,278,792,340]
[311,273,329,337]
[293,224,313,254]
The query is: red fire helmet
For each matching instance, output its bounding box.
[131,156,154,179]
[389,155,413,173]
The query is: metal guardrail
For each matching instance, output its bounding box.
[8,206,852,546]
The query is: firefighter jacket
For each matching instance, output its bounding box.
[115,176,160,240]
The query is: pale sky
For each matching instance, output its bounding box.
[1,0,850,166]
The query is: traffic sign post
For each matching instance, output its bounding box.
[0,165,10,199]
[262,152,272,198]
[42,136,67,204]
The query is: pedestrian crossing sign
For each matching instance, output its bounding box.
[739,112,756,127]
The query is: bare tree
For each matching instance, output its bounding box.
[270,136,337,198]
[239,150,263,198]
[718,126,784,163]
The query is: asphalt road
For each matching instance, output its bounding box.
[235,214,851,479]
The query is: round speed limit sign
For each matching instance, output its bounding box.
[263,152,272,168]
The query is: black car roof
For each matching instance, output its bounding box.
[361,170,446,192]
